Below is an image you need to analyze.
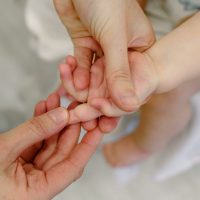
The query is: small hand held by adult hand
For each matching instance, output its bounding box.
[54,0,155,112]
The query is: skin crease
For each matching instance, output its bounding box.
[0,94,118,200]
[59,52,158,124]
[147,12,200,93]
[59,12,200,124]
[2,2,200,200]
[103,78,200,167]
[102,12,200,166]
[53,0,155,112]
[59,12,200,166]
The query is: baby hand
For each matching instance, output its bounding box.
[59,52,159,124]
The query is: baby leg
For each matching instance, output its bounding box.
[104,78,200,167]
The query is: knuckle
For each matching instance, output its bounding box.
[27,170,47,189]
[108,69,130,83]
[74,54,91,69]
[27,118,49,139]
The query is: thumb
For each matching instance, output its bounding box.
[102,32,139,112]
[4,107,69,162]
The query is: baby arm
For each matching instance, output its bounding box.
[147,12,200,93]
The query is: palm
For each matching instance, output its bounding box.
[4,160,52,200]
[0,120,103,200]
[1,121,82,200]
[0,94,109,200]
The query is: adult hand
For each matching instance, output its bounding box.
[59,52,158,124]
[0,106,103,200]
[53,0,155,112]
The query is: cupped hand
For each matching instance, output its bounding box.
[0,95,113,200]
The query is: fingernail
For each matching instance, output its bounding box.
[129,37,146,48]
[119,91,139,111]
[48,107,68,124]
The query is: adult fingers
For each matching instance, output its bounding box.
[2,107,69,165]
[42,123,81,171]
[46,127,103,194]
[33,93,61,168]
[68,103,101,124]
[98,116,120,133]
[21,100,47,162]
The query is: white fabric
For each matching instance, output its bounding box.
[25,0,73,61]
[25,0,200,181]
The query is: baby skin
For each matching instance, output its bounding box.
[60,12,200,167]
[104,79,200,166]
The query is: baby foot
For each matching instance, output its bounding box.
[103,88,192,167]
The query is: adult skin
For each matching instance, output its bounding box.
[0,90,119,200]
[54,0,154,112]
[0,107,103,200]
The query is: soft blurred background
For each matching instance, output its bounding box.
[1,0,200,199]
[0,0,59,131]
